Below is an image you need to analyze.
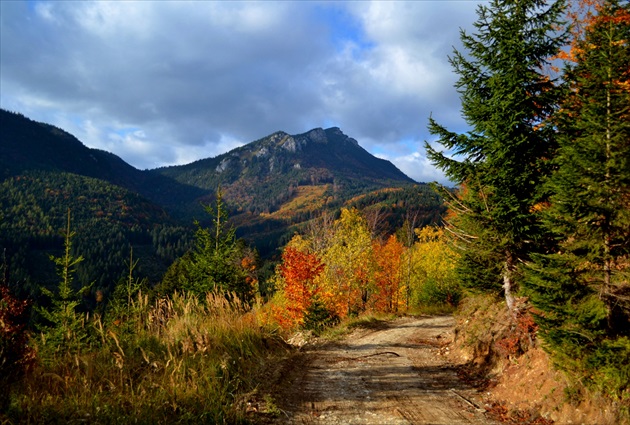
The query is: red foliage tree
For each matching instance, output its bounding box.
[279,247,325,326]
[1,284,36,392]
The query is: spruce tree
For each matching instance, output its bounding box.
[425,0,566,312]
[37,209,92,357]
[181,188,253,303]
[526,0,630,392]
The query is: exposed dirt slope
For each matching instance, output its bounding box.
[261,316,499,424]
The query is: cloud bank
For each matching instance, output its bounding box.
[1,1,481,184]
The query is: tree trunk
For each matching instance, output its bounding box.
[503,251,516,313]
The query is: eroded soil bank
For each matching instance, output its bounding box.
[254,316,499,425]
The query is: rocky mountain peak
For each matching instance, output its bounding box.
[306,128,327,144]
[324,127,359,146]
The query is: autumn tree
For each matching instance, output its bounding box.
[410,227,461,307]
[371,235,405,313]
[0,284,35,410]
[278,241,325,327]
[425,0,567,312]
[321,208,374,317]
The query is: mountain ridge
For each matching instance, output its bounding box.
[0,108,442,291]
[150,124,415,217]
[2,109,416,213]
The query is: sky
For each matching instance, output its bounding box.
[1,1,483,185]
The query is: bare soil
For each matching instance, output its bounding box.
[253,316,499,424]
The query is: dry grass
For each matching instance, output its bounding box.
[4,291,285,424]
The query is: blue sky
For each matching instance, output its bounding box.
[1,1,482,184]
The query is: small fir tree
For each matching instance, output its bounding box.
[37,209,92,357]
[181,188,254,303]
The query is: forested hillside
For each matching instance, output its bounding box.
[0,170,191,298]
[0,110,194,298]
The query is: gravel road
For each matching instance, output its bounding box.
[266,315,499,425]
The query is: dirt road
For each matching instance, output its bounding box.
[264,316,498,425]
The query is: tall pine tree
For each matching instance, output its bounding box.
[526,0,630,394]
[425,0,566,312]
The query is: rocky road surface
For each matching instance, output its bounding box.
[264,316,499,425]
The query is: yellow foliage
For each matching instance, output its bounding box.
[410,227,460,306]
[320,208,374,317]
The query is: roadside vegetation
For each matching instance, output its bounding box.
[1,199,455,423]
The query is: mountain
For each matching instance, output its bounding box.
[0,109,443,293]
[151,127,415,214]
[149,127,438,254]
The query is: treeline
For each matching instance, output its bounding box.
[343,185,446,234]
[426,0,629,403]
[230,184,445,258]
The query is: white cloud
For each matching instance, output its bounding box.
[1,1,482,180]
[375,150,452,187]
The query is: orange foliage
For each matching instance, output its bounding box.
[559,0,630,64]
[557,0,605,64]
[241,255,258,289]
[371,235,405,313]
[279,247,324,326]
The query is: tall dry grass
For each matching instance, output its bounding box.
[4,291,284,424]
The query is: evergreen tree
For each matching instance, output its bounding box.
[425,0,566,311]
[37,209,92,357]
[177,188,254,303]
[526,0,630,396]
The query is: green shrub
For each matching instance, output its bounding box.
[585,336,630,402]
[414,277,461,307]
[303,297,340,335]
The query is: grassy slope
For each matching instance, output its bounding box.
[2,293,289,424]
